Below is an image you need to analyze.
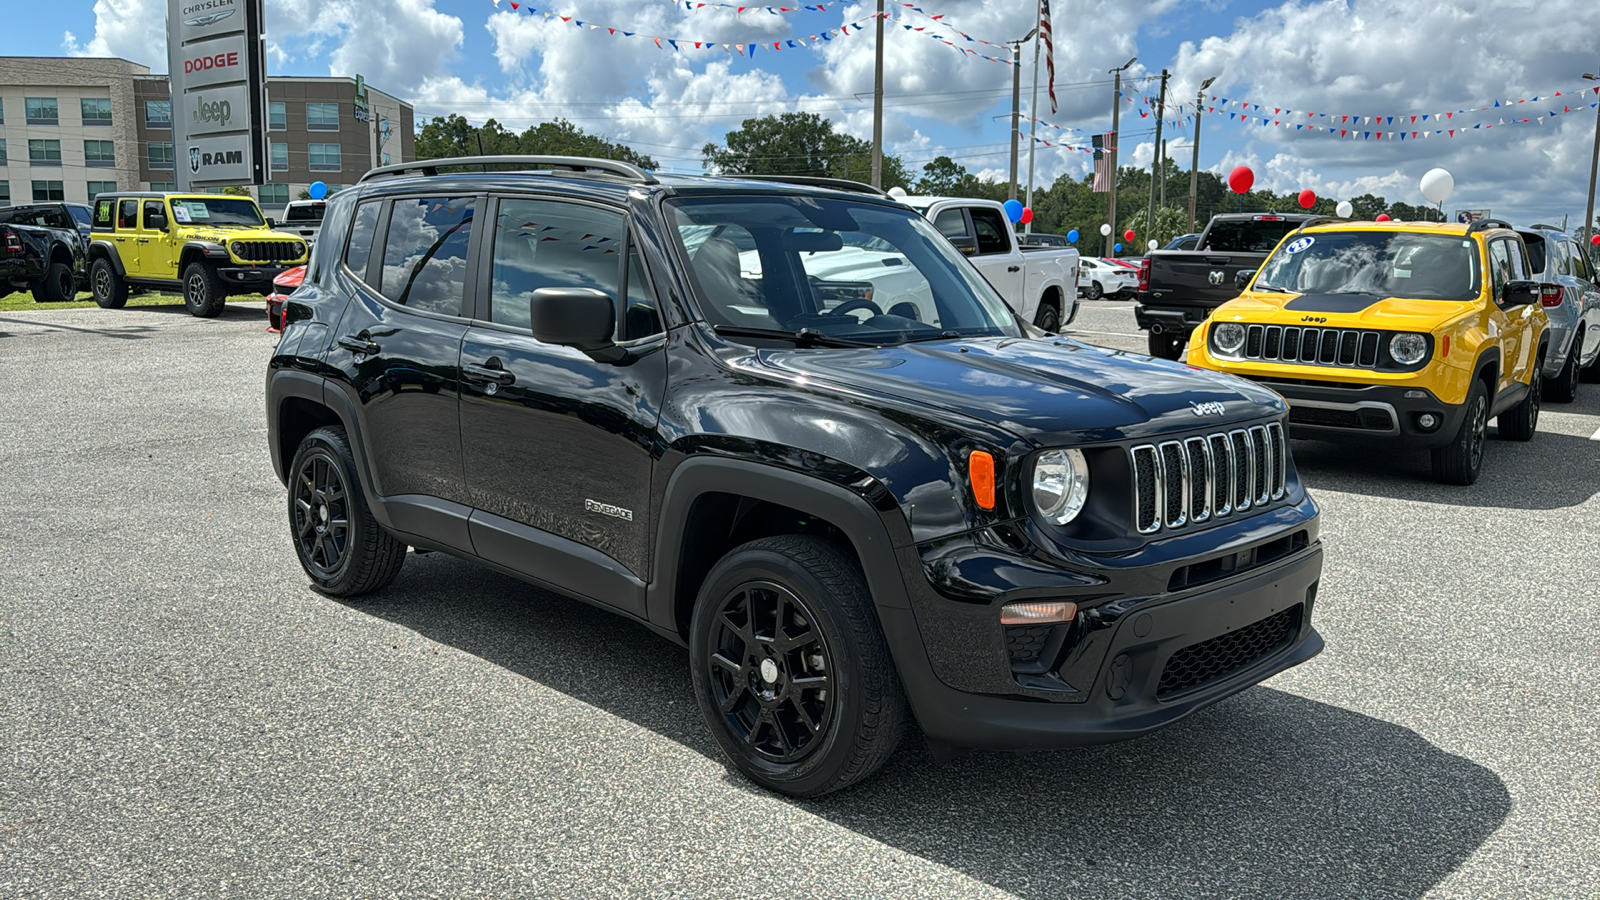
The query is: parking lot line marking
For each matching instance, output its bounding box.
[1591,426,1600,442]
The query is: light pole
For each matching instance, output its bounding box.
[1107,57,1136,257]
[1584,72,1599,247]
[1007,29,1037,201]
[1188,76,1216,234]
[870,0,885,188]
[1145,68,1169,246]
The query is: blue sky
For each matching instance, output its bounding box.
[12,0,1600,222]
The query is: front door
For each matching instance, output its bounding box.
[458,196,668,611]
[139,199,177,276]
[966,205,1025,303]
[1487,237,1536,391]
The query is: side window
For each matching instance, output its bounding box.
[117,199,138,230]
[377,196,475,316]
[343,200,381,279]
[1569,242,1596,282]
[487,198,623,333]
[141,200,165,230]
[93,199,114,230]
[933,208,969,241]
[1508,240,1529,281]
[969,207,1012,255]
[624,245,663,341]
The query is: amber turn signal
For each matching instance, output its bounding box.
[968,450,996,509]
[1000,600,1079,625]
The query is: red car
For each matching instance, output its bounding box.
[266,265,306,333]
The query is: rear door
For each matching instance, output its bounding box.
[456,195,669,612]
[113,199,141,277]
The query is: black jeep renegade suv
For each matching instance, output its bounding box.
[267,156,1325,796]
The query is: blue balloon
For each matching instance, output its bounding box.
[1114,242,1123,253]
[1002,199,1024,223]
[1066,229,1079,243]
[309,181,328,200]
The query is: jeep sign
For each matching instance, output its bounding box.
[167,0,266,188]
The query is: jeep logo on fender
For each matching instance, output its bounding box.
[190,148,243,174]
[192,98,232,127]
[184,51,239,74]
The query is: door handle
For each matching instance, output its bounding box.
[1007,265,1021,273]
[462,363,515,386]
[136,239,150,244]
[338,334,380,354]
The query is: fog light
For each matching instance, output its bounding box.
[1418,413,1439,431]
[1000,600,1078,625]
[1404,390,1427,399]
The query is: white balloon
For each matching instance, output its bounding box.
[1336,200,1354,218]
[1099,223,1112,236]
[1148,239,1158,250]
[1420,168,1454,205]
[887,186,907,199]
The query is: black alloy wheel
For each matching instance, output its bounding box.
[1431,379,1488,485]
[705,580,835,764]
[183,262,226,318]
[287,426,406,596]
[1499,361,1541,441]
[91,258,127,309]
[293,450,353,582]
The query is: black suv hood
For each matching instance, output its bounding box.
[757,337,1284,445]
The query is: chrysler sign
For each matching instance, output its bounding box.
[167,0,266,188]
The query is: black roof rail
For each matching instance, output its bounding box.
[1526,222,1563,231]
[357,155,658,185]
[1290,216,1345,233]
[727,174,890,197]
[1467,217,1514,234]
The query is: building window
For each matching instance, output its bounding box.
[0,182,9,206]
[145,100,171,129]
[270,141,288,171]
[87,180,117,202]
[259,183,289,206]
[81,98,113,125]
[148,142,175,170]
[84,140,116,167]
[25,97,58,125]
[306,102,340,131]
[29,140,62,166]
[148,182,175,192]
[269,101,286,130]
[382,153,391,166]
[0,98,5,125]
[0,139,6,166]
[32,181,66,202]
[308,143,341,171]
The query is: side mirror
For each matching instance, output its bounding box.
[148,214,167,231]
[266,217,276,228]
[950,238,977,256]
[1234,269,1257,288]
[528,287,624,362]
[1500,280,1539,306]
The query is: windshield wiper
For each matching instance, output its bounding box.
[712,325,880,348]
[1252,283,1290,292]
[900,330,973,343]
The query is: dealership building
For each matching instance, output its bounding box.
[0,56,414,213]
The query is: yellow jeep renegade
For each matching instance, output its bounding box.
[87,193,308,318]
[1186,218,1548,485]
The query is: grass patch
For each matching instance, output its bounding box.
[0,291,265,312]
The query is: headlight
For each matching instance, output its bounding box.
[1213,322,1247,355]
[1032,449,1090,525]
[229,242,243,256]
[1390,333,1428,366]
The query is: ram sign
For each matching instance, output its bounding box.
[166,0,267,188]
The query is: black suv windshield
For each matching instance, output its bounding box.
[1255,230,1482,301]
[667,195,1021,344]
[170,197,265,227]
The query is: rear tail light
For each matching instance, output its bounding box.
[1255,215,1284,222]
[1540,284,1564,307]
[1137,258,1151,292]
[3,231,20,254]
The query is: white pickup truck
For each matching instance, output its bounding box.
[899,196,1081,332]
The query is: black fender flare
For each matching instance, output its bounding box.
[181,241,230,270]
[1472,345,1502,386]
[646,456,913,638]
[88,240,126,277]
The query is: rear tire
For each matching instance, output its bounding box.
[32,262,75,302]
[1431,378,1488,485]
[1544,332,1580,403]
[183,262,227,318]
[1147,330,1184,360]
[287,426,406,597]
[90,258,127,309]
[1084,281,1103,300]
[689,535,906,797]
[1033,300,1061,333]
[1497,359,1541,441]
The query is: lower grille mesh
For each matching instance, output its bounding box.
[1157,605,1302,698]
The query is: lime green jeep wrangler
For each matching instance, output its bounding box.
[88,193,309,317]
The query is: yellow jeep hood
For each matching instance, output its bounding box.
[1217,291,1477,331]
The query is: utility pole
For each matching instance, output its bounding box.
[1023,3,1043,234]
[1584,72,1599,247]
[1188,76,1216,233]
[1145,68,1169,247]
[870,0,885,188]
[1160,139,1168,210]
[1007,31,1035,201]
[1108,57,1135,256]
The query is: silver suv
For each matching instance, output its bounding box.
[1516,225,1600,401]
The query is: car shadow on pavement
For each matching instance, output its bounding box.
[341,555,1511,900]
[124,302,265,321]
[1292,427,1600,510]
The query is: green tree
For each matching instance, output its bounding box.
[916,156,967,195]
[1349,193,1388,221]
[414,113,657,169]
[702,112,910,190]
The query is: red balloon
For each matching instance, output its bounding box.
[1123,229,1136,243]
[1591,234,1600,246]
[1376,213,1392,222]
[1020,208,1034,225]
[1297,189,1317,210]
[1228,165,1254,194]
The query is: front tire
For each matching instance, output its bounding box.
[1544,333,1581,403]
[1498,359,1541,441]
[183,262,226,318]
[1147,330,1184,360]
[287,426,406,597]
[90,258,128,309]
[689,535,906,798]
[32,262,75,302]
[1431,378,1488,485]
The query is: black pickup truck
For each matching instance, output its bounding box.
[1135,212,1322,359]
[0,203,88,302]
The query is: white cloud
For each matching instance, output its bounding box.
[63,0,166,69]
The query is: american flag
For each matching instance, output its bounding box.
[1091,133,1112,192]
[1040,0,1056,115]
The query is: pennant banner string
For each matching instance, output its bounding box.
[1205,84,1600,127]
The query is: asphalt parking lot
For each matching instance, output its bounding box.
[2,300,1597,899]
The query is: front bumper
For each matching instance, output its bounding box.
[218,263,300,289]
[883,501,1323,751]
[1254,380,1466,448]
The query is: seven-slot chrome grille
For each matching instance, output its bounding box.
[1241,324,1381,368]
[1130,422,1287,535]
